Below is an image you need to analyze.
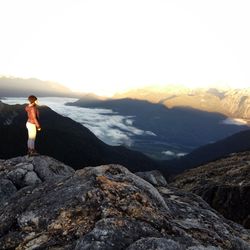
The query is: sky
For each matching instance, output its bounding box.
[0,0,250,96]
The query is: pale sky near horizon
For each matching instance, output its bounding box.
[0,0,250,96]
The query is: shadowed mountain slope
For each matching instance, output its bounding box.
[167,129,250,175]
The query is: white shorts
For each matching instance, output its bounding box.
[26,122,37,140]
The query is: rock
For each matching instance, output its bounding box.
[75,218,162,250]
[6,163,40,188]
[126,237,184,250]
[0,155,75,203]
[170,151,250,229]
[24,171,42,186]
[136,170,168,187]
[0,157,250,249]
[0,178,17,204]
[31,155,75,181]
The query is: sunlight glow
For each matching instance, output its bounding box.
[0,0,250,96]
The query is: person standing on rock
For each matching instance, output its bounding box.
[25,95,41,156]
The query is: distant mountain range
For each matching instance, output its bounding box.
[0,101,160,174]
[67,97,249,160]
[114,85,250,121]
[0,76,78,97]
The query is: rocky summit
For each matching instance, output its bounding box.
[0,156,250,249]
[171,151,250,229]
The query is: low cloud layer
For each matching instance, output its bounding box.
[162,150,187,158]
[222,118,248,126]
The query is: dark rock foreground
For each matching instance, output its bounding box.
[0,155,250,249]
[171,151,250,229]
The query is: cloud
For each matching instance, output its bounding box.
[176,153,187,157]
[162,151,176,156]
[162,150,187,158]
[222,118,247,126]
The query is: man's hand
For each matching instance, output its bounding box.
[37,127,42,131]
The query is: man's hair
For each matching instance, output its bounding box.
[28,95,37,104]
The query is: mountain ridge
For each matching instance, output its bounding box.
[0,77,78,97]
[167,128,250,175]
[114,86,250,122]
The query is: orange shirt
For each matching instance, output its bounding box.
[25,105,40,128]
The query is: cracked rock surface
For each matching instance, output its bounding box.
[0,155,250,249]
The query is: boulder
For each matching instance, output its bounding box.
[135,170,168,187]
[0,155,74,204]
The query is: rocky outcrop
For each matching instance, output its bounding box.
[171,151,250,229]
[0,155,250,249]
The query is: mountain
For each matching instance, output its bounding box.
[170,151,250,229]
[114,85,250,122]
[67,97,249,160]
[0,155,249,249]
[114,84,191,103]
[0,101,160,174]
[0,76,77,97]
[167,129,250,175]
